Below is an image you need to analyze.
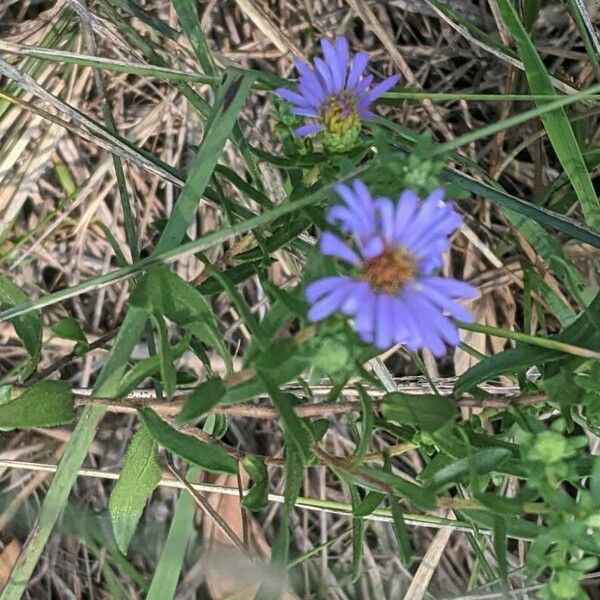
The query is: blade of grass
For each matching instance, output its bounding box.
[495,0,600,228]
[146,467,199,600]
[172,0,217,76]
[0,405,106,600]
[93,70,254,395]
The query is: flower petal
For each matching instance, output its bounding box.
[340,280,370,316]
[305,276,348,304]
[375,294,395,349]
[291,107,319,117]
[392,189,420,243]
[307,284,348,321]
[353,291,376,343]
[366,74,401,102]
[276,87,316,109]
[294,123,323,136]
[347,51,369,90]
[321,38,344,91]
[320,231,361,265]
[335,36,349,87]
[375,196,396,243]
[314,57,335,94]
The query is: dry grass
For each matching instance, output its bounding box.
[1,1,599,598]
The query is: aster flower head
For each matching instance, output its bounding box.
[305,181,478,356]
[276,37,400,151]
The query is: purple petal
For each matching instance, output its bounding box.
[294,123,323,136]
[392,295,423,349]
[321,39,343,91]
[353,291,376,343]
[406,289,461,348]
[276,87,316,109]
[415,279,477,322]
[392,189,420,243]
[305,276,348,304]
[409,212,461,255]
[375,294,394,349]
[402,191,446,248]
[375,196,395,243]
[291,107,319,117]
[335,37,349,87]
[421,277,479,300]
[320,231,361,266]
[314,58,335,94]
[294,59,326,104]
[347,52,369,90]
[340,280,370,316]
[355,74,374,95]
[359,236,385,259]
[307,283,351,321]
[366,74,401,102]
[401,290,446,356]
[334,182,377,235]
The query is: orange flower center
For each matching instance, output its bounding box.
[362,247,416,293]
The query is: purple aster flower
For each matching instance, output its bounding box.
[305,181,479,356]
[276,36,400,151]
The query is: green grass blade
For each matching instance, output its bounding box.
[92,71,254,393]
[0,405,106,600]
[172,0,217,76]
[495,0,600,228]
[146,468,198,600]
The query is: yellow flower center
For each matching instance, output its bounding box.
[320,93,359,135]
[362,247,416,293]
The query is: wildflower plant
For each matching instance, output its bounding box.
[276,36,399,151]
[3,5,600,600]
[306,181,477,354]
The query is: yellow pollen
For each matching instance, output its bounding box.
[363,247,416,293]
[321,94,359,135]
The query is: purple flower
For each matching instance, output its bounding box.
[305,181,478,356]
[276,36,400,150]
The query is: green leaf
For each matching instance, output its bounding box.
[496,0,600,228]
[474,492,524,516]
[130,265,231,372]
[0,381,73,428]
[349,485,365,583]
[455,290,600,394]
[352,385,374,465]
[241,454,269,511]
[172,0,216,76]
[353,465,436,510]
[382,393,456,433]
[94,70,254,394]
[146,467,198,600]
[114,333,190,397]
[50,317,88,345]
[354,490,385,518]
[175,377,226,424]
[423,448,512,491]
[389,495,412,565]
[493,516,508,593]
[139,407,237,474]
[152,314,176,398]
[259,371,314,464]
[109,425,161,554]
[0,276,42,374]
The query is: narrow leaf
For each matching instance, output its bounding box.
[0,276,42,373]
[0,381,73,428]
[139,407,237,474]
[175,377,226,424]
[382,393,456,433]
[109,425,161,554]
